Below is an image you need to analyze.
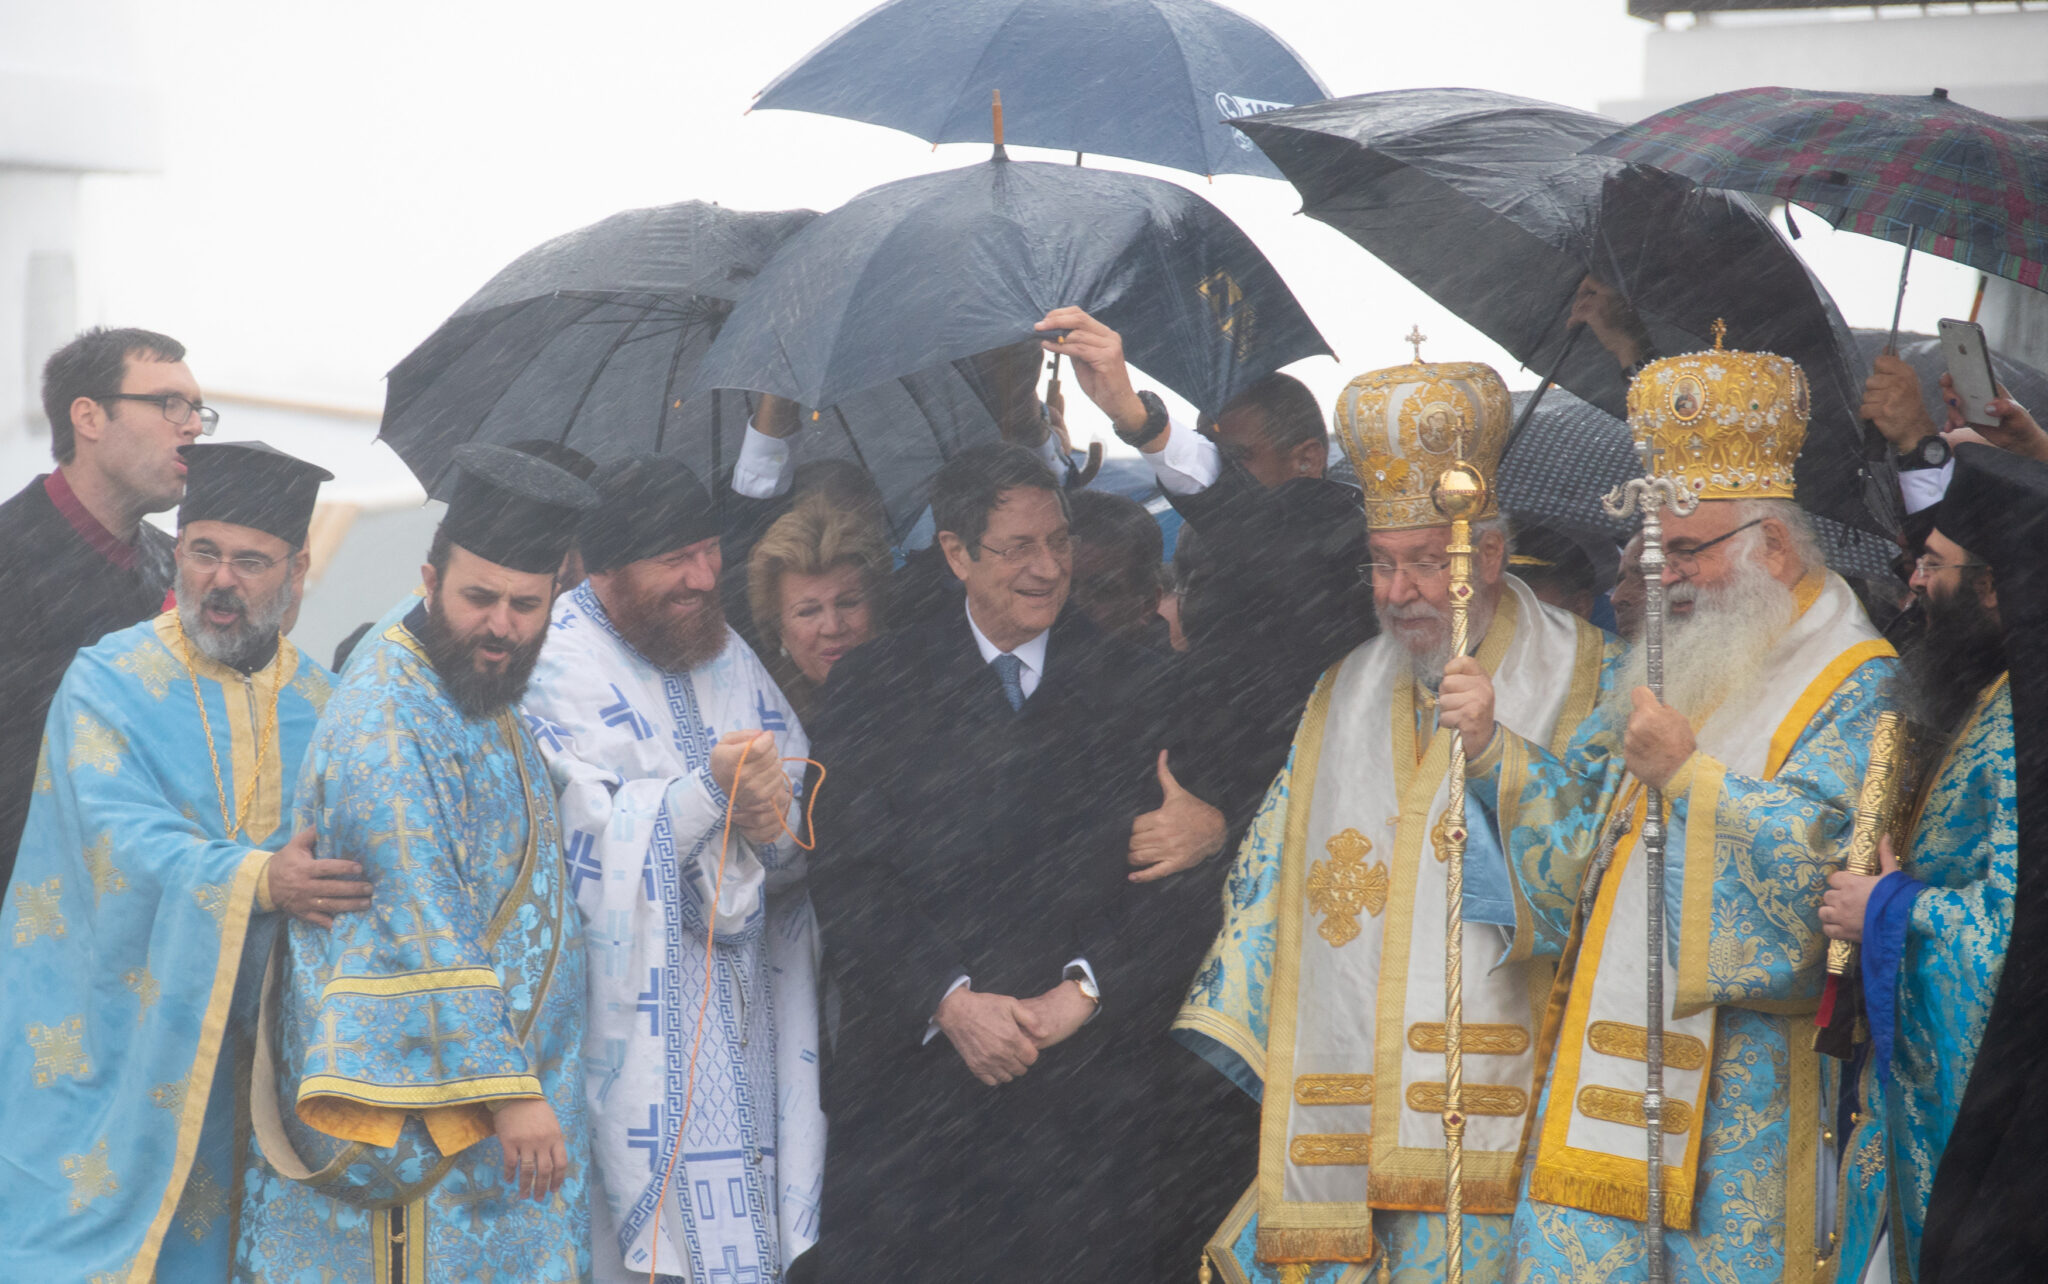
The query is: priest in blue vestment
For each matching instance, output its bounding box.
[0,441,356,1281]
[1820,513,2015,1284]
[235,444,600,1282]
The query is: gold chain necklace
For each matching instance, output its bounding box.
[173,614,285,840]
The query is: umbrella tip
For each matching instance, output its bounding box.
[992,89,1005,148]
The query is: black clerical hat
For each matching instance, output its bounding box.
[579,454,717,574]
[177,441,333,546]
[442,442,600,574]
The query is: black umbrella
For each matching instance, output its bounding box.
[691,153,1332,413]
[379,201,1001,539]
[1233,87,1895,538]
[752,0,1327,179]
[1500,387,1898,582]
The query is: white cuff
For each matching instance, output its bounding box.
[1034,433,1069,475]
[1144,417,1219,495]
[1062,958,1100,1024]
[1899,462,1953,514]
[923,974,972,1045]
[731,422,794,499]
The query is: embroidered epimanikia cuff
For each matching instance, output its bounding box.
[254,850,277,912]
[1660,751,1705,801]
[1464,727,1506,778]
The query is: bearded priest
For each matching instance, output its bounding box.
[1449,334,1898,1283]
[1175,353,1615,1282]
[0,440,346,1281]
[236,443,600,1282]
[522,455,824,1284]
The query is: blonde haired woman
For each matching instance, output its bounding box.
[748,491,891,718]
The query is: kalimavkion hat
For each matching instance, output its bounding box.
[440,442,600,574]
[176,441,333,546]
[578,454,717,574]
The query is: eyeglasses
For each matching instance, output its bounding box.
[1913,554,1988,578]
[101,392,219,434]
[978,532,1074,564]
[1664,518,1764,579]
[1363,560,1450,584]
[180,547,282,579]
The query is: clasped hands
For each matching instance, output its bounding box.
[1818,833,1903,945]
[1437,658,1695,789]
[934,980,1097,1088]
[710,730,794,845]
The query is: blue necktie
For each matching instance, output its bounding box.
[991,653,1026,712]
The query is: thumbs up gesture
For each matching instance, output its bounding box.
[1129,750,1227,883]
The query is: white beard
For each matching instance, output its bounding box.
[1379,595,1495,690]
[1602,559,1794,722]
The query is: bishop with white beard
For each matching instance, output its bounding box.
[1176,353,1614,1282]
[1451,334,1899,1284]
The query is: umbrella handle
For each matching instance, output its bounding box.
[1502,323,1583,462]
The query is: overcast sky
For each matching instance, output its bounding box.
[73,0,1983,446]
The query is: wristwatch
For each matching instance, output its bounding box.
[1897,434,1952,472]
[1064,966,1101,1007]
[1114,390,1170,449]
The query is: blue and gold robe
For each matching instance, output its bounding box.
[1174,578,1612,1282]
[234,613,591,1282]
[0,613,330,1282]
[1472,571,1895,1284]
[1830,677,2015,1283]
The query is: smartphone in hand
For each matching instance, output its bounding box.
[1938,318,2001,430]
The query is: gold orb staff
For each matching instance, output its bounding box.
[1429,419,1489,1284]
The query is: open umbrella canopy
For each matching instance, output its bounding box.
[379,200,1001,538]
[1233,87,1894,538]
[1851,328,2048,426]
[691,153,1333,414]
[1587,86,2048,291]
[752,0,1327,179]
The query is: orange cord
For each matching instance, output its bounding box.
[644,740,825,1282]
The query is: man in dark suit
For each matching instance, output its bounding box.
[808,442,1170,1283]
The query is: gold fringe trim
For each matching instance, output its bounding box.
[1295,1074,1373,1106]
[1587,1020,1708,1071]
[1257,1225,1375,1265]
[1289,1133,1371,1165]
[1407,1022,1529,1055]
[1366,1169,1518,1216]
[1528,1151,1696,1230]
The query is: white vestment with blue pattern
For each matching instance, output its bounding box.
[525,583,824,1283]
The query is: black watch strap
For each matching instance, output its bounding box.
[1897,434,1951,471]
[1116,390,1170,448]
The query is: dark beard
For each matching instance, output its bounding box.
[610,587,727,674]
[1896,581,2008,744]
[420,596,547,719]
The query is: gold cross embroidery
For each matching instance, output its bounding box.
[307,1010,369,1074]
[29,1015,92,1086]
[176,1161,228,1242]
[1306,828,1390,948]
[82,834,126,903]
[151,1081,187,1112]
[123,967,160,1020]
[62,1138,118,1211]
[68,713,127,776]
[399,1003,466,1078]
[192,883,231,928]
[394,921,460,965]
[114,644,184,701]
[12,878,65,945]
[370,797,437,875]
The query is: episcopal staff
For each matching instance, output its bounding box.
[0,441,345,1281]
[1175,349,1612,1282]
[1452,335,1899,1281]
[236,444,598,1282]
[524,455,825,1284]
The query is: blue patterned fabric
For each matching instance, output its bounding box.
[1836,679,2015,1283]
[0,614,329,1282]
[1861,871,1925,1089]
[234,617,591,1282]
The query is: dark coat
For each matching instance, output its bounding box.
[807,604,1177,1282]
[0,475,174,894]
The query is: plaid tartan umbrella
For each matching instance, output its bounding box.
[1586,86,2048,293]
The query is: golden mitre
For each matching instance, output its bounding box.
[1333,347,1511,531]
[1627,319,1809,501]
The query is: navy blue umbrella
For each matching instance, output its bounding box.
[691,153,1332,414]
[752,0,1326,179]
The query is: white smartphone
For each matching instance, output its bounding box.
[1938,317,2002,430]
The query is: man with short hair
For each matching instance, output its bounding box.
[1819,512,2014,1282]
[0,326,211,893]
[809,441,1171,1282]
[1177,357,1612,1281]
[0,440,357,1281]
[522,454,824,1284]
[236,444,599,1282]
[1448,344,1898,1282]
